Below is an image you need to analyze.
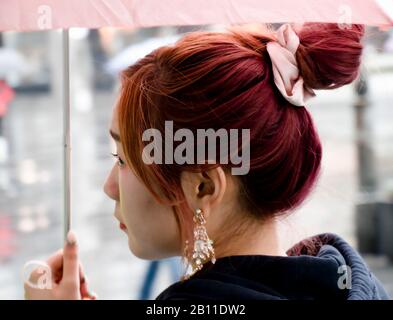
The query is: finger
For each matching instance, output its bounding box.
[62,230,79,283]
[81,289,98,300]
[78,264,97,300]
[46,249,64,282]
[79,264,89,298]
[46,249,63,268]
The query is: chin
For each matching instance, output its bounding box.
[127,240,151,260]
[128,240,176,260]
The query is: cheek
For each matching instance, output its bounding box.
[118,169,181,258]
[119,170,171,241]
[118,169,154,217]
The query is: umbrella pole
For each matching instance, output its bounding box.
[63,29,71,243]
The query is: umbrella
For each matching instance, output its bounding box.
[1,0,392,31]
[0,0,392,243]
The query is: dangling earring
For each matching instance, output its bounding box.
[182,208,216,280]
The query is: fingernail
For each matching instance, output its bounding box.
[66,230,77,246]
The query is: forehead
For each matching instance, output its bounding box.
[110,103,119,132]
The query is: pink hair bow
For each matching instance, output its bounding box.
[266,24,315,107]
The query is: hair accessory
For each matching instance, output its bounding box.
[266,24,315,107]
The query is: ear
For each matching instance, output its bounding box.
[180,166,227,218]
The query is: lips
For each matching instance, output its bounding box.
[119,222,127,230]
[114,213,127,231]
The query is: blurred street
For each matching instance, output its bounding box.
[0,30,393,299]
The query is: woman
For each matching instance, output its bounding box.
[24,23,389,300]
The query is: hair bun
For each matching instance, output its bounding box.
[296,23,365,90]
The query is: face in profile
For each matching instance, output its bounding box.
[103,104,182,260]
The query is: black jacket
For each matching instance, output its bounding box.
[156,233,390,300]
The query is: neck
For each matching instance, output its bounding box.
[216,217,287,258]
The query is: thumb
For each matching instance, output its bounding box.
[62,230,79,283]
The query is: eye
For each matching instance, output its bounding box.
[111,152,125,168]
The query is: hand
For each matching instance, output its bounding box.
[23,230,97,300]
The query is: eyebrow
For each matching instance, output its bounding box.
[109,129,121,142]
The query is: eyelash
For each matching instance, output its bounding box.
[111,152,125,167]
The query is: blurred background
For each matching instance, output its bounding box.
[0,24,392,299]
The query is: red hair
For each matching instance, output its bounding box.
[117,23,364,261]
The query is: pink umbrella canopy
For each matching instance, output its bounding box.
[1,0,392,242]
[0,0,392,31]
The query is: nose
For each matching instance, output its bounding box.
[103,164,119,201]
